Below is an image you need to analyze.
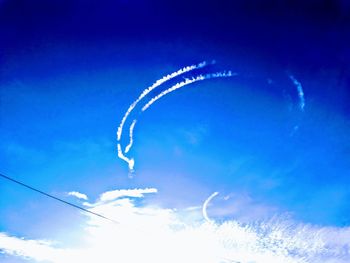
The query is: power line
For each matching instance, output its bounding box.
[0,172,119,224]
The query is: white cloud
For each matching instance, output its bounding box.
[67,191,89,200]
[98,187,157,202]
[1,188,349,263]
[0,233,70,262]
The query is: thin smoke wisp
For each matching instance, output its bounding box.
[202,192,219,223]
[289,75,305,111]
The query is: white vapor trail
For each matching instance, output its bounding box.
[142,71,236,112]
[125,119,137,153]
[119,71,234,171]
[116,61,209,171]
[118,70,236,171]
[117,144,134,171]
[117,61,208,142]
[289,75,305,111]
[202,192,219,222]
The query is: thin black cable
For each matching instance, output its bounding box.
[0,173,119,224]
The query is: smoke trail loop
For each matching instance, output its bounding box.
[116,62,235,173]
[202,192,219,223]
[117,61,209,142]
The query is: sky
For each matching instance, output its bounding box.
[1,0,350,262]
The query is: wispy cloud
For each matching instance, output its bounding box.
[1,188,349,263]
[98,187,157,202]
[67,191,89,200]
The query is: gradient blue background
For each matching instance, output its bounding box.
[1,1,350,261]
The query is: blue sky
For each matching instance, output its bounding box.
[1,1,350,262]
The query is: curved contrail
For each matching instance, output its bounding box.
[142,71,236,112]
[117,61,208,142]
[116,61,209,171]
[125,119,137,154]
[289,75,305,111]
[117,144,135,171]
[116,63,235,172]
[202,191,219,223]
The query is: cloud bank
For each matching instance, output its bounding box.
[1,188,349,263]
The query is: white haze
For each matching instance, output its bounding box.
[1,188,349,263]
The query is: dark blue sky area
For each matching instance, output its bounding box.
[1,0,350,69]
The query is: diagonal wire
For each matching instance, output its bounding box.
[0,172,119,224]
